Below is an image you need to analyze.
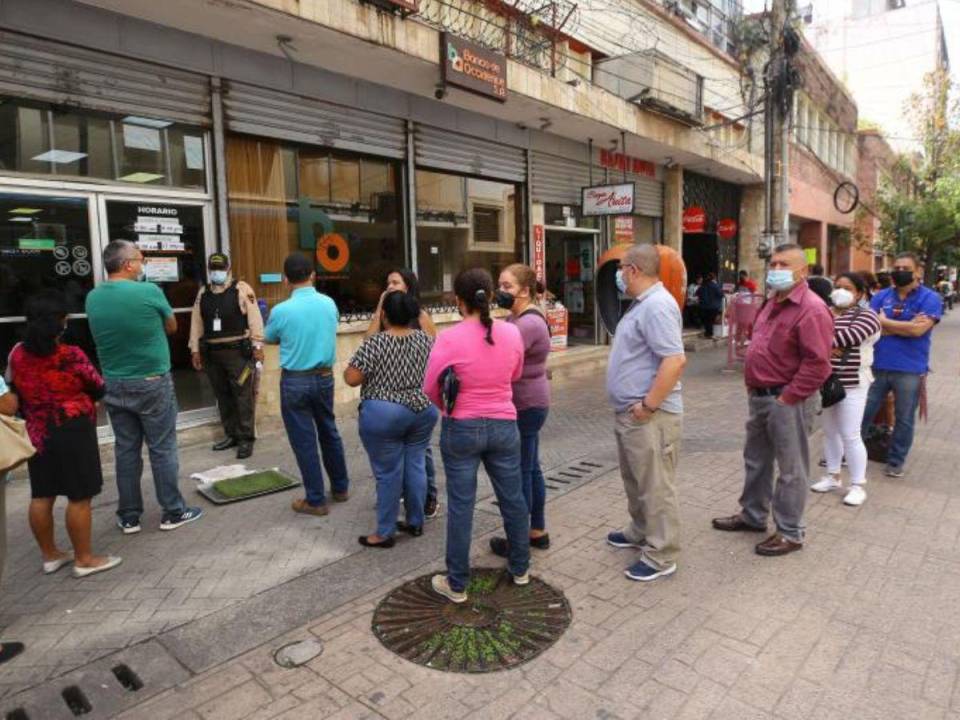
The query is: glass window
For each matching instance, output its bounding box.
[0,98,206,190]
[415,171,521,305]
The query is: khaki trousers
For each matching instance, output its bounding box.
[614,410,683,569]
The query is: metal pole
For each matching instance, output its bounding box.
[406,119,418,273]
[210,77,231,254]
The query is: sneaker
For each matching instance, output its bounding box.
[606,531,642,549]
[431,574,467,604]
[159,507,204,531]
[811,475,842,493]
[512,571,531,586]
[885,464,904,478]
[624,560,677,582]
[424,496,441,519]
[117,519,141,535]
[843,485,867,507]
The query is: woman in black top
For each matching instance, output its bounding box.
[346,291,439,548]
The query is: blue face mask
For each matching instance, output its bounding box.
[210,270,228,285]
[766,269,795,291]
[615,268,628,295]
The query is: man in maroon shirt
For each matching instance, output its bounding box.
[712,245,834,556]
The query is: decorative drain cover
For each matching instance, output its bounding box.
[372,568,572,673]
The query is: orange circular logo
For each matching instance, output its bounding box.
[316,233,349,273]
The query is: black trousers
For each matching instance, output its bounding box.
[204,345,255,442]
[700,307,718,337]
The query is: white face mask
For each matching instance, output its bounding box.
[830,288,856,309]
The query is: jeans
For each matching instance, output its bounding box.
[517,407,549,531]
[861,370,921,469]
[105,374,186,523]
[358,400,439,537]
[822,384,868,485]
[280,373,349,506]
[441,417,530,592]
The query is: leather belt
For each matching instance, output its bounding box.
[205,339,246,351]
[282,367,333,377]
[750,386,785,397]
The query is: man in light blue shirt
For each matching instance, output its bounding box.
[604,244,687,584]
[264,253,349,515]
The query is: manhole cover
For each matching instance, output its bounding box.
[372,568,572,673]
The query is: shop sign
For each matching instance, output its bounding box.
[614,216,634,244]
[717,218,738,239]
[682,206,706,234]
[582,183,635,216]
[532,224,545,283]
[547,305,568,351]
[441,33,507,102]
[598,149,656,178]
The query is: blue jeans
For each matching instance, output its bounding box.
[861,370,922,468]
[517,407,549,531]
[280,373,349,506]
[105,374,186,523]
[359,400,439,537]
[440,417,530,592]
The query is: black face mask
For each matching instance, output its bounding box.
[891,270,914,288]
[494,289,515,309]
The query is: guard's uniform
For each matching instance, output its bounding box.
[189,279,264,446]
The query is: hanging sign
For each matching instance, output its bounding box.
[614,216,634,244]
[441,33,507,102]
[717,218,738,239]
[597,149,656,178]
[682,206,707,234]
[581,183,635,217]
[532,224,545,283]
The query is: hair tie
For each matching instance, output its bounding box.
[474,289,487,303]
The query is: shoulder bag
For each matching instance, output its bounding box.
[0,414,35,474]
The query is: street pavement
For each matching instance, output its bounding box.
[2,310,960,719]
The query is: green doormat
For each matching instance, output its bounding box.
[197,469,299,505]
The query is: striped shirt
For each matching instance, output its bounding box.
[832,306,882,388]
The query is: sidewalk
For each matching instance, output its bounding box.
[4,311,960,719]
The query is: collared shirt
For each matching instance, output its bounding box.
[263,287,338,370]
[606,282,685,414]
[744,282,834,405]
[870,285,942,374]
[188,277,265,353]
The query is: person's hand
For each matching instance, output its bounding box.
[912,313,930,325]
[630,402,654,424]
[831,347,844,358]
[253,347,264,363]
[191,352,203,371]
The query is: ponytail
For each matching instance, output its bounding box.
[454,268,496,345]
[475,288,494,345]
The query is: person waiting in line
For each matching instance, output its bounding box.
[737,269,758,294]
[86,240,203,535]
[264,253,350,516]
[346,291,438,548]
[365,269,440,520]
[695,272,724,338]
[810,273,881,507]
[189,252,264,460]
[8,291,121,577]
[488,263,552,560]
[0,376,25,663]
[423,268,529,604]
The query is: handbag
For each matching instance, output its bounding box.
[439,366,460,415]
[0,413,36,474]
[820,363,848,408]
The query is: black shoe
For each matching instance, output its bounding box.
[530,533,551,550]
[490,537,510,558]
[236,442,253,460]
[396,521,423,537]
[212,437,238,451]
[0,642,24,665]
[358,535,395,548]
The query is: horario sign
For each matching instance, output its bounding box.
[441,33,507,102]
[581,183,636,217]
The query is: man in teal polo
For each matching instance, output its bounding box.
[264,253,349,516]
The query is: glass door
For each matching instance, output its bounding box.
[545,228,599,345]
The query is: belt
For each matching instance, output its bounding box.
[282,367,333,377]
[750,386,784,397]
[204,339,246,351]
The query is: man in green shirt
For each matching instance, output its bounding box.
[86,240,202,535]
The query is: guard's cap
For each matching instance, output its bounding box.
[208,252,230,270]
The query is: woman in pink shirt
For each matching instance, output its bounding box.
[423,268,530,603]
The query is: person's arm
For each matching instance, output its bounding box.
[779,307,834,406]
[152,285,177,336]
[263,306,282,345]
[634,355,687,420]
[66,346,106,401]
[344,337,372,388]
[878,312,935,337]
[239,282,265,362]
[0,389,17,416]
[631,304,687,420]
[422,332,450,410]
[364,292,386,339]
[189,288,204,370]
[834,311,883,348]
[419,309,437,338]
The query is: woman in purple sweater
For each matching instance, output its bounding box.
[490,263,552,558]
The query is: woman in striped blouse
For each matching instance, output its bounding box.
[811,273,882,506]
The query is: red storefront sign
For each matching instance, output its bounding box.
[717,218,738,239]
[532,224,545,283]
[682,206,707,234]
[598,149,656,178]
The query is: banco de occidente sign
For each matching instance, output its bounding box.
[441,33,508,102]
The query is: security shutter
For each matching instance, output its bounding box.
[0,32,210,126]
[414,124,526,182]
[530,152,593,205]
[628,173,664,217]
[223,82,405,159]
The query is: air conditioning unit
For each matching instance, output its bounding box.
[594,49,704,126]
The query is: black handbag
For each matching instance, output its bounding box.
[439,366,460,415]
[820,365,848,408]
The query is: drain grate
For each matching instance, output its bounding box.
[61,687,91,716]
[486,456,616,511]
[6,709,29,720]
[111,665,144,692]
[372,568,571,673]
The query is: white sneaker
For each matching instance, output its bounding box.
[843,485,867,507]
[512,571,531,586]
[430,574,467,604]
[811,475,842,493]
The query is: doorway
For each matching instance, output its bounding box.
[544,227,599,345]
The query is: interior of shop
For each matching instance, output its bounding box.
[544,229,598,345]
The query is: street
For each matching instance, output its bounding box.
[0,312,958,719]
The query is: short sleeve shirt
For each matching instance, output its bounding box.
[0,376,8,396]
[870,285,943,374]
[85,280,174,379]
[350,331,433,412]
[264,287,338,370]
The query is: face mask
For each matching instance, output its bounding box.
[830,288,855,308]
[766,269,795,291]
[615,269,628,295]
[137,268,146,282]
[891,270,914,287]
[494,289,515,310]
[210,270,228,285]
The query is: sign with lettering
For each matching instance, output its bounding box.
[717,218,738,239]
[581,183,635,217]
[682,206,707,234]
[532,224,545,283]
[597,149,656,178]
[441,33,507,102]
[614,216,634,244]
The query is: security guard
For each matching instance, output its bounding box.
[189,253,264,459]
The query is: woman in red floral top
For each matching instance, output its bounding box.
[8,291,121,579]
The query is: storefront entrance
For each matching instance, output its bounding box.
[544,227,599,345]
[0,186,215,434]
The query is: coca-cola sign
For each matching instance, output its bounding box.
[682,206,706,234]
[717,218,738,239]
[581,183,635,217]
